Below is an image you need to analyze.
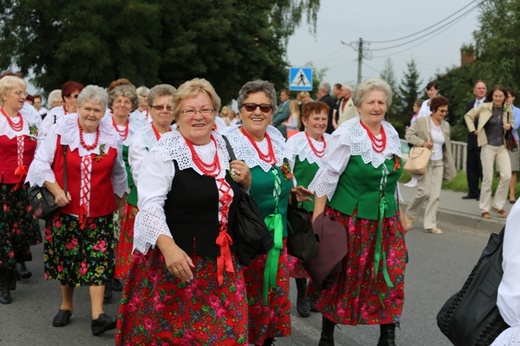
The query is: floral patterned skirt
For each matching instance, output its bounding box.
[114,204,138,279]
[288,255,309,278]
[244,238,291,345]
[0,183,41,267]
[116,249,248,346]
[43,212,115,287]
[313,207,406,325]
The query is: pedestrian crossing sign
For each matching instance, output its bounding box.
[289,67,313,91]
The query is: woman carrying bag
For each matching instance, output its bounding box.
[405,96,456,235]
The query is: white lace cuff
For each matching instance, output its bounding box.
[308,168,340,200]
[133,204,172,254]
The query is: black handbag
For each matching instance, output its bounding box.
[287,193,318,262]
[437,227,509,346]
[28,145,68,219]
[505,129,518,152]
[222,136,274,266]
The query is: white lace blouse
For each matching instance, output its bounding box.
[0,103,43,143]
[133,130,232,254]
[492,201,520,345]
[285,131,330,171]
[307,117,402,200]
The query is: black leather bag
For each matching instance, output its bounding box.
[286,193,318,262]
[28,145,68,219]
[222,136,274,266]
[437,227,509,346]
[505,129,518,152]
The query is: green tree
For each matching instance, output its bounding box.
[0,0,320,104]
[397,59,421,126]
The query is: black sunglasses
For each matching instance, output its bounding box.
[242,103,273,113]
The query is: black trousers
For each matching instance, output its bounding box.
[466,147,483,197]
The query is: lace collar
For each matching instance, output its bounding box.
[286,131,330,166]
[55,113,120,157]
[153,129,231,177]
[0,109,41,140]
[221,125,287,172]
[335,117,402,168]
[138,123,175,151]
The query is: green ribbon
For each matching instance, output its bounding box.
[263,212,283,305]
[373,196,394,289]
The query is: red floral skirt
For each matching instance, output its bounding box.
[312,207,406,325]
[116,249,248,345]
[287,255,309,278]
[114,204,138,279]
[244,238,291,345]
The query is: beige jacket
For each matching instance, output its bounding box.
[405,116,456,181]
[337,98,357,125]
[464,102,513,147]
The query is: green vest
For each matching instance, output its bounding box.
[249,165,292,237]
[293,157,319,212]
[328,156,403,220]
[123,145,138,206]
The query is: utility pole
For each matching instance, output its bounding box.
[356,37,363,85]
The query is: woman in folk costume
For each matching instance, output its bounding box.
[116,78,252,345]
[222,80,311,346]
[114,84,176,279]
[0,75,43,304]
[285,101,330,318]
[40,81,84,136]
[104,84,146,299]
[26,85,128,335]
[308,79,408,346]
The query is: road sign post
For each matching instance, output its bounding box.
[289,67,313,91]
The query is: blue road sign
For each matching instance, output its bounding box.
[289,67,313,91]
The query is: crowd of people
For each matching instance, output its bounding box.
[0,71,518,346]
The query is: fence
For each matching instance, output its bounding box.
[401,139,468,172]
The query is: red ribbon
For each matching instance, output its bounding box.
[11,165,28,191]
[79,203,88,230]
[215,227,234,286]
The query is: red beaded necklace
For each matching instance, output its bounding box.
[112,118,129,140]
[184,135,221,177]
[1,107,24,131]
[305,132,327,158]
[240,127,276,165]
[151,123,170,140]
[78,119,100,150]
[360,121,386,153]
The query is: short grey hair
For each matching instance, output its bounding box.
[342,84,353,92]
[47,89,62,108]
[318,82,331,94]
[77,85,108,112]
[237,80,277,111]
[352,78,393,108]
[109,84,138,111]
[148,84,176,106]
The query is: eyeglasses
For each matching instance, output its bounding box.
[151,105,173,111]
[181,108,214,116]
[114,99,132,106]
[12,90,27,97]
[242,103,273,113]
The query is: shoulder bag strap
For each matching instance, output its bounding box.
[62,145,68,194]
[222,135,236,161]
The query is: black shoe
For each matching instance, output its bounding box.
[111,278,123,291]
[377,323,396,346]
[261,337,275,346]
[91,313,117,336]
[52,309,72,327]
[0,268,11,304]
[15,262,32,279]
[310,300,319,312]
[462,195,478,200]
[296,297,310,317]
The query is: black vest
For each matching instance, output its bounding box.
[165,161,241,257]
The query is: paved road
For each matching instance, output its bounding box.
[0,220,493,346]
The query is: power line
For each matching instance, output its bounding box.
[367,0,485,44]
[370,3,479,52]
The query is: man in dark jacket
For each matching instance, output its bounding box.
[317,82,336,134]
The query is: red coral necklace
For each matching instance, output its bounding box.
[241,127,276,165]
[78,119,100,150]
[112,118,129,140]
[360,121,386,153]
[1,107,23,131]
[305,132,327,158]
[184,135,221,177]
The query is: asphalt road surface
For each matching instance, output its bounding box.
[0,220,492,346]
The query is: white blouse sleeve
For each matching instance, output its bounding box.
[133,149,175,254]
[111,138,130,198]
[128,133,148,183]
[25,124,59,187]
[307,134,351,200]
[492,201,520,345]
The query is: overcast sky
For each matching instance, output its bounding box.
[286,0,481,91]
